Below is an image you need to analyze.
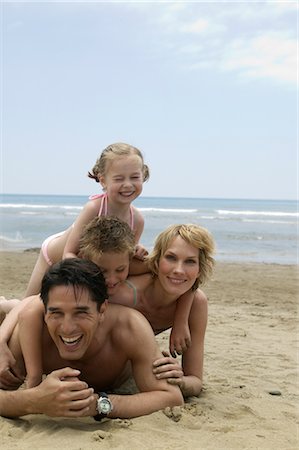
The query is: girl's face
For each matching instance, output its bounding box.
[158,236,200,296]
[101,155,144,202]
[91,251,130,297]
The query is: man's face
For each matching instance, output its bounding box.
[44,285,106,360]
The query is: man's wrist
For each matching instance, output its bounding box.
[93,392,113,421]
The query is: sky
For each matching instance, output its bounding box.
[0,0,297,200]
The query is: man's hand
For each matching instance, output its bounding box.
[0,341,25,390]
[32,367,95,417]
[169,323,191,358]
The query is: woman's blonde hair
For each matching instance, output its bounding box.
[146,224,215,290]
[88,142,150,183]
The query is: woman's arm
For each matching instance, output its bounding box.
[169,290,194,357]
[153,290,208,397]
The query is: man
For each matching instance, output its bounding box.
[0,258,183,419]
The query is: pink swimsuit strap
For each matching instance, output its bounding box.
[89,193,134,230]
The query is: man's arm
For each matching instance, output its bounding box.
[0,368,95,418]
[92,311,183,419]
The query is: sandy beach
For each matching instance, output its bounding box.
[0,250,298,450]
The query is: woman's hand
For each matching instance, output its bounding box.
[153,350,184,389]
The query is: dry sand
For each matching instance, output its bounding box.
[0,250,298,450]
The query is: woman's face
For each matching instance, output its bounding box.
[158,236,200,296]
[91,251,130,297]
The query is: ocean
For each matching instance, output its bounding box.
[0,194,297,265]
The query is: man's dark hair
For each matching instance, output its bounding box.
[40,258,107,311]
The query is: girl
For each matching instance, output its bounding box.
[24,142,150,297]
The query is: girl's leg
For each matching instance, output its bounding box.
[24,251,51,297]
[24,228,72,298]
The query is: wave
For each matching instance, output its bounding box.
[0,203,83,211]
[0,232,27,244]
[217,209,298,218]
[242,219,296,225]
[139,207,197,213]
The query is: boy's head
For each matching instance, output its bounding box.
[78,216,136,296]
[78,216,136,261]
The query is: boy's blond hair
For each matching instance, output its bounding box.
[78,216,136,261]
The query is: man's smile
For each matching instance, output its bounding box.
[59,334,83,347]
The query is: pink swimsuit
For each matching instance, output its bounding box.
[42,193,135,266]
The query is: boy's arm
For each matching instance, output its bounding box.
[0,296,38,388]
[18,300,45,388]
[134,243,148,261]
[128,257,149,275]
[169,290,194,357]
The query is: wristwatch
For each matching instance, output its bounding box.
[94,392,113,421]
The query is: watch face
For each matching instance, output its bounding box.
[99,397,112,414]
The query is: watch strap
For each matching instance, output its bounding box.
[93,392,110,422]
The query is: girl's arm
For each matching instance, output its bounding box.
[63,200,100,259]
[153,290,208,397]
[18,299,45,388]
[132,208,144,244]
[132,209,147,260]
[169,290,194,357]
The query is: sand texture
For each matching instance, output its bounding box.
[0,250,298,450]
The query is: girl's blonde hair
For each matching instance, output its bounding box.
[78,216,136,261]
[88,142,150,183]
[146,224,215,290]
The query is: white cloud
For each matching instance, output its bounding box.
[220,33,297,84]
[180,16,227,35]
[123,1,297,86]
[180,18,210,33]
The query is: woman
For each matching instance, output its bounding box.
[109,223,215,397]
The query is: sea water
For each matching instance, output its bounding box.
[0,194,297,265]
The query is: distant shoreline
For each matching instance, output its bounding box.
[0,247,297,268]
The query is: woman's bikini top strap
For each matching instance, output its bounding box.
[124,280,138,306]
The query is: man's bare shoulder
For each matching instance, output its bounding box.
[107,303,149,325]
[107,303,154,342]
